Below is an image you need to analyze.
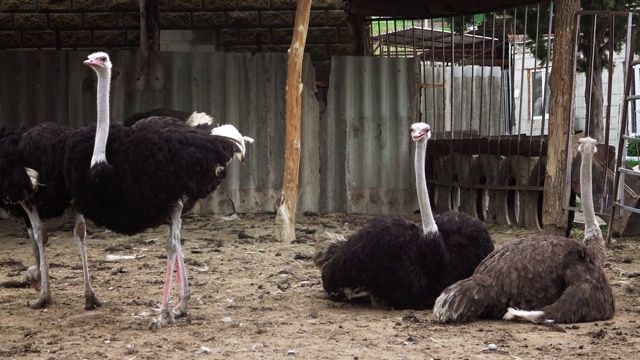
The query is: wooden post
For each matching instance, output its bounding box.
[275,0,312,242]
[542,0,581,236]
[139,0,160,52]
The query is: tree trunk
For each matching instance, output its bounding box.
[275,0,312,242]
[587,55,605,142]
[542,0,581,236]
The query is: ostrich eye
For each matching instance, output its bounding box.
[99,57,106,61]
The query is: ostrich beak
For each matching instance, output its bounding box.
[411,129,428,141]
[84,58,101,67]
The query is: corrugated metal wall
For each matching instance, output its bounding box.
[320,56,421,214]
[1,51,420,215]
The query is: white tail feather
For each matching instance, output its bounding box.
[502,307,545,323]
[186,111,214,126]
[211,124,254,160]
[24,167,40,189]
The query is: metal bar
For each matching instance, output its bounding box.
[622,134,640,142]
[607,18,636,245]
[612,202,640,214]
[576,10,631,17]
[601,13,616,215]
[617,168,640,176]
[564,10,583,212]
[426,180,544,191]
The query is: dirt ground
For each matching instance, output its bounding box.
[1,212,639,359]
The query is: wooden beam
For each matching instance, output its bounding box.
[275,0,312,242]
[542,0,580,236]
[139,0,159,52]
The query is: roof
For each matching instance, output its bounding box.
[372,27,505,65]
[345,0,549,18]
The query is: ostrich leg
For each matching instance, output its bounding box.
[151,198,189,329]
[73,212,102,310]
[19,201,51,308]
[171,199,190,318]
[25,227,48,290]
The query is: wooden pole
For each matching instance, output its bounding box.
[139,0,159,52]
[542,0,581,236]
[275,0,312,242]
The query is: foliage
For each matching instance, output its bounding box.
[627,135,640,156]
[530,0,635,73]
[369,18,420,35]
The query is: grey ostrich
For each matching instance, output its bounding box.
[64,52,253,328]
[315,122,494,310]
[433,137,614,324]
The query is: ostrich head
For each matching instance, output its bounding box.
[411,122,431,142]
[84,52,112,74]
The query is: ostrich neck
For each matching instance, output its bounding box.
[91,68,111,167]
[415,138,438,234]
[580,147,605,264]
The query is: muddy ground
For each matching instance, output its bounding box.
[0,212,639,359]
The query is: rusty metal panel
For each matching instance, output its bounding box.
[321,56,421,214]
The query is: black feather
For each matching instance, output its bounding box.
[64,118,239,235]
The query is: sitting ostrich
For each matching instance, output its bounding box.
[0,124,73,308]
[64,52,253,328]
[433,137,614,324]
[315,123,494,310]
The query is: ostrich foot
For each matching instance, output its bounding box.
[149,308,175,330]
[172,306,188,319]
[84,290,102,310]
[28,294,51,309]
[25,265,41,291]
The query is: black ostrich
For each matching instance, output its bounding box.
[64,52,253,328]
[0,124,73,308]
[315,123,494,310]
[433,137,614,324]
[123,108,215,128]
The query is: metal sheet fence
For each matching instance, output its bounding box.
[0,51,421,216]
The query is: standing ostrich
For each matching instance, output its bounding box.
[0,124,73,308]
[64,52,253,328]
[315,123,494,310]
[433,137,614,324]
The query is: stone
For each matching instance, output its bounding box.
[261,11,293,27]
[0,31,21,47]
[22,31,56,48]
[193,12,226,28]
[204,0,237,11]
[108,0,138,12]
[13,14,47,29]
[226,11,259,29]
[2,0,37,11]
[84,13,119,28]
[159,13,192,28]
[49,14,83,29]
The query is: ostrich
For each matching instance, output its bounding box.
[64,52,253,328]
[433,137,614,324]
[123,108,215,128]
[0,124,73,308]
[315,122,494,310]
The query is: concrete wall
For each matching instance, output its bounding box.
[0,0,353,78]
